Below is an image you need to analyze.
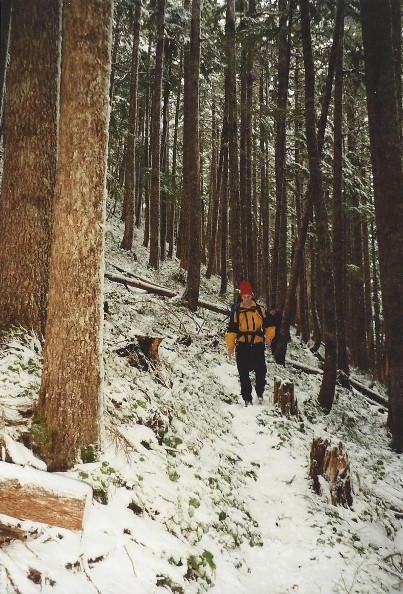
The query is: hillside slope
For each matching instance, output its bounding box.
[0,219,402,594]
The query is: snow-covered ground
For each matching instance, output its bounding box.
[0,217,403,594]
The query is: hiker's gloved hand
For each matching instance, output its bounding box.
[227,348,234,360]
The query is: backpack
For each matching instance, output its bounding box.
[231,300,266,342]
[228,289,241,317]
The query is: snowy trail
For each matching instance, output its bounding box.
[210,359,358,594]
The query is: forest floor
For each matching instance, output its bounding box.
[0,215,403,594]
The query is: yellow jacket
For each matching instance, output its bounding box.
[226,301,276,350]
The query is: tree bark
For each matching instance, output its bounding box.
[148,0,166,269]
[184,0,202,311]
[274,0,343,375]
[121,0,142,251]
[226,0,244,286]
[309,438,353,508]
[0,0,12,136]
[332,0,349,376]
[0,0,60,337]
[271,0,292,307]
[299,0,337,412]
[37,0,113,471]
[360,0,403,451]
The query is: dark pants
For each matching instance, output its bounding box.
[235,342,266,403]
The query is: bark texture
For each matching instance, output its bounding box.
[360,0,403,451]
[185,0,202,311]
[0,0,60,336]
[38,0,113,471]
[309,438,353,508]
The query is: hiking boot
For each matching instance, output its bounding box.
[257,396,263,404]
[244,398,253,407]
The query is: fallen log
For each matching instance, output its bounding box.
[0,462,92,531]
[105,272,176,297]
[105,272,228,315]
[288,359,388,408]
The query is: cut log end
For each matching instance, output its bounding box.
[0,462,92,531]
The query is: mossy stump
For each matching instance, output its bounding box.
[273,376,298,418]
[309,438,353,507]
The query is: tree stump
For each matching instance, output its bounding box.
[0,462,92,530]
[273,376,298,418]
[309,438,353,507]
[115,335,163,371]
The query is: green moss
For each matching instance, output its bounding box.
[80,444,99,464]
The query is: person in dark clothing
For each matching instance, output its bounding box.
[226,281,276,406]
[267,305,282,356]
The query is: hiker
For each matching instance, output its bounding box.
[226,280,276,406]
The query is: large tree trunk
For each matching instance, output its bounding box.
[184,0,202,312]
[360,0,403,451]
[0,0,60,337]
[148,0,166,270]
[37,0,113,471]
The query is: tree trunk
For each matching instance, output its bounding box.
[259,68,270,307]
[205,96,220,279]
[300,0,337,411]
[360,0,403,451]
[148,0,166,269]
[0,0,12,136]
[370,223,384,380]
[0,0,60,337]
[332,0,349,376]
[184,0,202,312]
[271,0,292,308]
[168,50,182,259]
[37,0,113,471]
[274,0,343,374]
[121,0,142,251]
[239,0,256,287]
[109,6,122,101]
[179,0,192,269]
[160,39,172,262]
[226,0,243,286]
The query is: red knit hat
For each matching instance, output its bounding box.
[239,280,253,296]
